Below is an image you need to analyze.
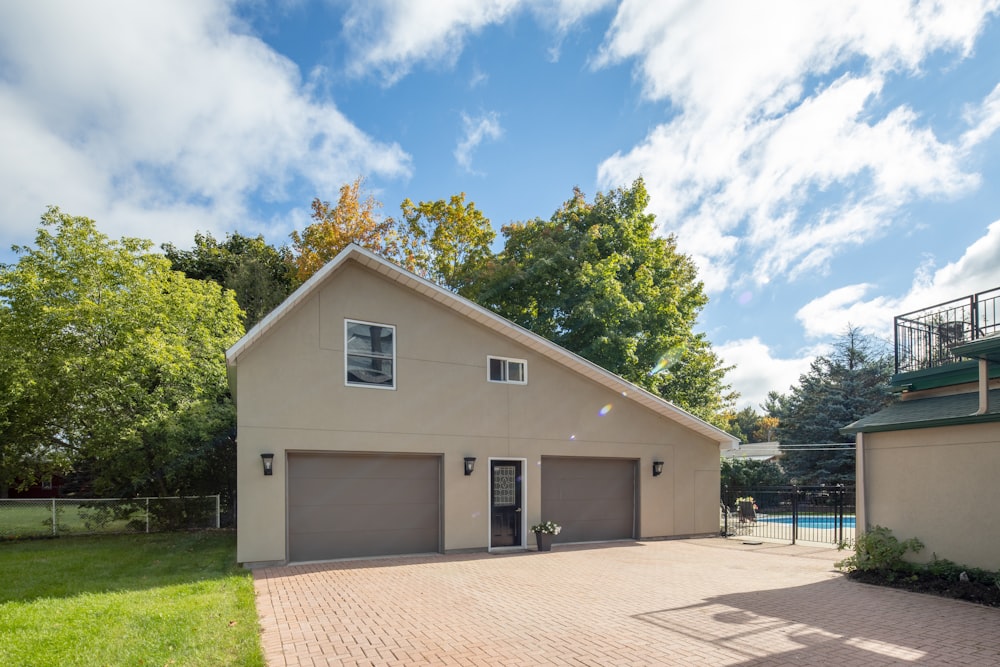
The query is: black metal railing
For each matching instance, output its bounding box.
[721,485,854,546]
[895,287,1000,374]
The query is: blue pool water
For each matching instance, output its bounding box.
[758,515,856,529]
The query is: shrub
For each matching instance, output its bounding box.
[836,525,923,576]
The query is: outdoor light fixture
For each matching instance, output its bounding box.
[652,460,664,477]
[261,453,275,476]
[464,456,476,476]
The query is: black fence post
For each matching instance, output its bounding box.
[722,484,728,536]
[791,485,799,545]
[836,484,844,544]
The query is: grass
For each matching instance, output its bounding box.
[0,532,265,666]
[0,502,138,537]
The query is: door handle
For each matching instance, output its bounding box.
[515,508,522,512]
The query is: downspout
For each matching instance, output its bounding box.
[975,358,989,415]
[855,432,865,536]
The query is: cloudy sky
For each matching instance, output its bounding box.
[2,1,1000,410]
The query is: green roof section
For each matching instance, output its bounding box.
[952,334,1000,363]
[842,388,1000,434]
[891,360,981,391]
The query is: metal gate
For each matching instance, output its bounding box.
[721,485,854,545]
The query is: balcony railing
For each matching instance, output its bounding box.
[894,287,1000,374]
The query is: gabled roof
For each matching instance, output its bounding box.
[226,244,738,448]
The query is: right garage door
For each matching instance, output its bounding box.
[541,456,636,543]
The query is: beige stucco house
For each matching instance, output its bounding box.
[843,287,1000,571]
[226,244,737,566]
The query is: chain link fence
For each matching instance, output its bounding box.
[0,496,220,539]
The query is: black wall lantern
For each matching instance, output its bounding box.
[652,460,664,477]
[261,453,275,476]
[464,456,477,476]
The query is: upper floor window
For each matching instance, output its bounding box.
[345,320,395,389]
[488,356,527,384]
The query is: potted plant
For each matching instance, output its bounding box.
[735,496,758,523]
[531,520,561,552]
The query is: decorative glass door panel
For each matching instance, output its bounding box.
[490,460,522,547]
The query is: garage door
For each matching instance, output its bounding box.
[541,457,636,543]
[288,452,441,562]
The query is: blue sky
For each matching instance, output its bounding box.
[2,1,1000,410]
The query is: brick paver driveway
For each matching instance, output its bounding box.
[253,539,1000,666]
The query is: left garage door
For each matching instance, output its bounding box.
[288,452,441,562]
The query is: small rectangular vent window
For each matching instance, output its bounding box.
[487,356,527,384]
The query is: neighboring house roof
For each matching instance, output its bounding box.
[226,244,738,448]
[842,388,1000,434]
[721,441,782,461]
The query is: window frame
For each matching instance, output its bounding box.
[487,355,528,385]
[344,318,397,390]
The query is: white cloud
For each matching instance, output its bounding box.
[795,284,897,339]
[341,0,523,84]
[717,337,821,410]
[961,82,1000,149]
[594,0,999,293]
[455,112,503,173]
[0,0,411,252]
[340,0,613,81]
[796,221,1000,339]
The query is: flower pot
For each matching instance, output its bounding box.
[535,531,553,552]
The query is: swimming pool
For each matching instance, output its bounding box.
[758,515,856,529]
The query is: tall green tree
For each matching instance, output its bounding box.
[466,179,733,419]
[770,327,894,484]
[400,192,495,292]
[0,208,244,497]
[163,231,295,329]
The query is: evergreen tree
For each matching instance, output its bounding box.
[770,327,894,484]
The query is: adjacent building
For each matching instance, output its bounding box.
[843,287,1000,570]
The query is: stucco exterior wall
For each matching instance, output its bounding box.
[861,422,1000,571]
[235,261,720,564]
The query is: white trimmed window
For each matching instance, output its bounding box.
[488,356,527,384]
[345,319,396,389]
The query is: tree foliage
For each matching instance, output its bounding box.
[720,457,789,489]
[291,177,406,283]
[163,231,295,329]
[0,208,244,497]
[720,406,779,443]
[400,192,495,292]
[465,179,733,419]
[769,327,894,484]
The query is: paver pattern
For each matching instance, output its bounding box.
[253,538,1000,666]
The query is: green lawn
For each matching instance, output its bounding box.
[0,502,139,538]
[0,532,265,666]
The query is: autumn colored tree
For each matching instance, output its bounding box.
[291,177,405,282]
[400,192,495,292]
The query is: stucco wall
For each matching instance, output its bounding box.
[234,261,720,564]
[861,422,1000,571]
